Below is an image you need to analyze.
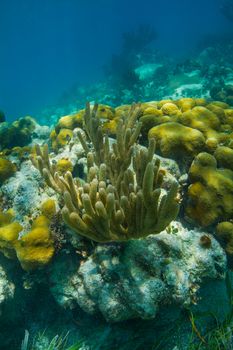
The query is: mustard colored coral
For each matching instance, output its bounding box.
[56,158,73,174]
[148,122,205,159]
[0,210,22,259]
[0,158,16,184]
[216,222,233,255]
[41,199,57,219]
[186,152,233,226]
[14,215,55,271]
[50,128,73,150]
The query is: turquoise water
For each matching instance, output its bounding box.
[0,1,233,349]
[0,0,232,122]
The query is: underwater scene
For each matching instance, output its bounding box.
[1,0,233,349]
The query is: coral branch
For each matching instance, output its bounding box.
[33,103,179,242]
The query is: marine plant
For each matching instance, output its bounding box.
[32,102,179,242]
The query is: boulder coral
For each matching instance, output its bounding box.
[148,122,205,160]
[186,152,233,226]
[216,222,233,255]
[214,146,233,170]
[49,221,226,322]
[0,158,16,184]
[0,116,36,150]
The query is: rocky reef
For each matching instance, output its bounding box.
[0,97,233,349]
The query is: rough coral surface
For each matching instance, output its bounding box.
[49,221,226,322]
[186,152,233,226]
[0,265,14,308]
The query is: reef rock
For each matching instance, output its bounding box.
[49,221,226,323]
[0,264,14,315]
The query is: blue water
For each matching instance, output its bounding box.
[0,0,232,121]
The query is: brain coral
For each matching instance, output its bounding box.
[148,122,205,160]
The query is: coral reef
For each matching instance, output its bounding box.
[49,221,226,322]
[0,96,233,348]
[33,103,179,242]
[148,122,205,161]
[186,152,233,226]
[14,215,55,271]
[0,116,36,150]
[0,158,16,184]
[0,264,15,311]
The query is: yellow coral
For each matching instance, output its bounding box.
[14,215,55,271]
[179,106,221,134]
[157,99,174,108]
[177,98,196,111]
[161,102,180,116]
[148,122,205,159]
[95,104,115,120]
[56,158,73,174]
[194,98,207,106]
[102,119,119,135]
[0,158,16,184]
[216,222,233,255]
[41,199,56,219]
[206,103,226,123]
[143,107,163,116]
[214,146,233,170]
[51,128,73,150]
[186,152,233,226]
[0,216,23,258]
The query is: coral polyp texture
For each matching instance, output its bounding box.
[33,103,179,242]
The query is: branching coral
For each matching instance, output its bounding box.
[32,103,179,242]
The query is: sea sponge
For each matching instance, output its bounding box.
[56,158,73,174]
[0,158,16,184]
[186,152,233,226]
[148,122,205,160]
[216,222,233,255]
[14,215,55,271]
[41,199,56,219]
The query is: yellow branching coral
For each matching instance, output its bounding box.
[32,103,179,242]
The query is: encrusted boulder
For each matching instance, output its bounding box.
[49,221,226,323]
[0,264,15,316]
